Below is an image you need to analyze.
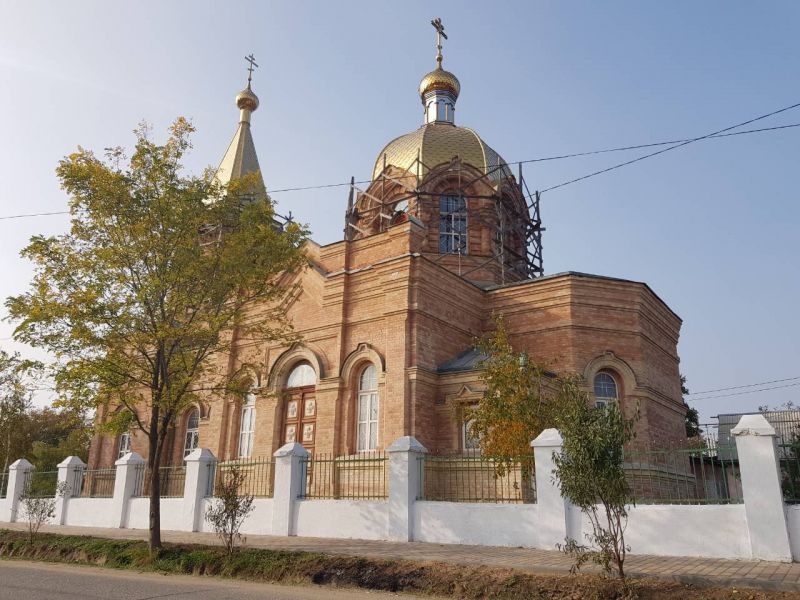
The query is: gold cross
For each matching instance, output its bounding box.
[245,53,259,84]
[431,18,447,66]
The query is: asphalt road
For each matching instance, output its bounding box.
[0,560,430,599]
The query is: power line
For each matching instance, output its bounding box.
[689,375,800,396]
[537,101,800,194]
[1,117,799,222]
[685,381,800,402]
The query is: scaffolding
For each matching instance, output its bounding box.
[344,155,543,284]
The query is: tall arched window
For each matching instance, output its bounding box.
[238,392,256,458]
[439,194,467,254]
[117,432,132,460]
[357,364,379,451]
[594,372,619,409]
[183,408,200,457]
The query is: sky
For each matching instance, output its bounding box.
[0,1,798,422]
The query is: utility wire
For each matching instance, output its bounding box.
[685,381,800,402]
[689,375,800,396]
[1,118,799,222]
[537,101,800,194]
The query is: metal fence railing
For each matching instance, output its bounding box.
[299,452,387,500]
[624,445,743,505]
[24,470,59,498]
[0,472,7,499]
[73,468,116,498]
[206,457,275,498]
[133,464,186,498]
[417,454,537,504]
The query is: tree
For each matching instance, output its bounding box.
[205,464,255,554]
[553,382,637,582]
[681,375,701,438]
[468,316,558,459]
[20,479,71,544]
[6,119,308,552]
[0,350,36,475]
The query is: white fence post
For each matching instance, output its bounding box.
[272,442,309,536]
[732,414,792,561]
[183,448,216,532]
[6,459,33,523]
[55,456,85,525]
[387,436,427,542]
[532,428,578,548]
[113,452,145,528]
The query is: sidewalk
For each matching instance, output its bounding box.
[4,522,800,593]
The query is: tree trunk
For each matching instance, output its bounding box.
[148,408,162,553]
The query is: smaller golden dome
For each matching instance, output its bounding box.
[419,66,460,100]
[236,85,259,112]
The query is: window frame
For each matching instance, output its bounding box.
[286,362,317,388]
[356,364,379,452]
[238,392,256,459]
[183,408,200,458]
[593,371,619,409]
[117,432,132,460]
[439,194,468,255]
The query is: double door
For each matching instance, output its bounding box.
[283,386,316,455]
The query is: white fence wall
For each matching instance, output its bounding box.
[2,416,800,562]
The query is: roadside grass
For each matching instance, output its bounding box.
[0,529,793,600]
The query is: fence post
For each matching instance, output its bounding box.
[113,452,145,529]
[271,442,309,536]
[183,448,216,532]
[732,414,792,561]
[5,458,32,523]
[55,456,85,525]
[387,436,427,542]
[532,428,578,549]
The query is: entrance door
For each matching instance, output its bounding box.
[283,386,317,455]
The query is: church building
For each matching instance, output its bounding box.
[89,26,686,468]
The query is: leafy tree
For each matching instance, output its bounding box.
[681,375,701,438]
[20,479,70,544]
[468,316,558,459]
[0,351,37,474]
[6,119,307,551]
[205,464,255,554]
[553,384,637,582]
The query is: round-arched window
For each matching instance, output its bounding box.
[439,194,467,254]
[286,363,317,388]
[593,372,619,409]
[357,364,379,451]
[183,408,200,457]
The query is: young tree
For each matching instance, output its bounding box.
[20,480,71,544]
[205,464,255,554]
[6,119,308,552]
[553,379,637,581]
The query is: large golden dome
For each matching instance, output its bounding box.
[372,123,512,183]
[418,66,460,100]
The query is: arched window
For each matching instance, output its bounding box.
[594,372,619,409]
[439,194,467,254]
[286,362,316,388]
[183,408,200,457]
[357,364,379,451]
[117,432,132,460]
[238,392,256,459]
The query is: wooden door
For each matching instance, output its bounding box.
[283,386,316,455]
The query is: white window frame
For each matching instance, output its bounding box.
[238,393,256,459]
[439,194,468,255]
[183,408,200,457]
[462,416,481,453]
[287,363,317,388]
[117,432,132,459]
[356,365,379,452]
[594,372,619,409]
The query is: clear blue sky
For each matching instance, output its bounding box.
[1,1,798,421]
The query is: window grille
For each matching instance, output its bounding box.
[439,195,467,254]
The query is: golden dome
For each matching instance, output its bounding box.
[419,66,460,100]
[372,123,512,183]
[236,85,259,112]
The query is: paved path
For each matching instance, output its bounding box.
[4,522,800,592]
[0,560,429,599]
